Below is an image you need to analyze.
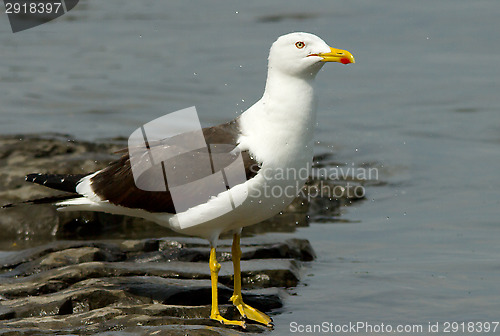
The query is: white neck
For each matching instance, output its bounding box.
[263,67,315,107]
[238,69,319,165]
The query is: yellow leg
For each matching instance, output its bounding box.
[230,233,273,327]
[209,246,246,328]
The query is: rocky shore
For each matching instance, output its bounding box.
[0,134,365,335]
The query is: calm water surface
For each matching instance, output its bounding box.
[1,0,500,335]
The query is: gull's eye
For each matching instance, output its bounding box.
[295,41,305,49]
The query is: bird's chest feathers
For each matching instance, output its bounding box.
[239,104,315,168]
[238,73,317,168]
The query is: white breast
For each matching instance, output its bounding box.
[165,76,318,241]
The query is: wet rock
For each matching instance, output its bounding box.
[0,240,124,272]
[0,134,368,334]
[4,259,299,289]
[1,312,262,335]
[39,247,106,266]
[241,238,316,262]
[0,236,312,297]
[0,134,364,244]
[0,306,15,320]
[0,237,308,334]
[0,277,277,333]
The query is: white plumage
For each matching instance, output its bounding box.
[48,32,354,328]
[58,32,346,244]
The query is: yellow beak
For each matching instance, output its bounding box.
[317,47,355,64]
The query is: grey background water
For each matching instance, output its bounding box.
[1,0,500,334]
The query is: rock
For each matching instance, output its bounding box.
[39,247,105,267]
[0,134,364,244]
[0,237,307,334]
[0,134,370,334]
[0,241,124,272]
[1,312,261,335]
[240,238,316,262]
[0,306,15,320]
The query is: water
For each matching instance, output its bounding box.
[2,0,500,334]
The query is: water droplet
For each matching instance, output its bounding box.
[355,148,359,152]
[193,72,197,76]
[403,212,407,216]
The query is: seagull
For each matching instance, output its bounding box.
[18,32,354,328]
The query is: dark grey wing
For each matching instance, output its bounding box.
[90,120,260,214]
[203,119,260,180]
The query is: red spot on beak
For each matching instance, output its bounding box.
[340,58,351,64]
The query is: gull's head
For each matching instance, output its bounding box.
[268,32,355,78]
